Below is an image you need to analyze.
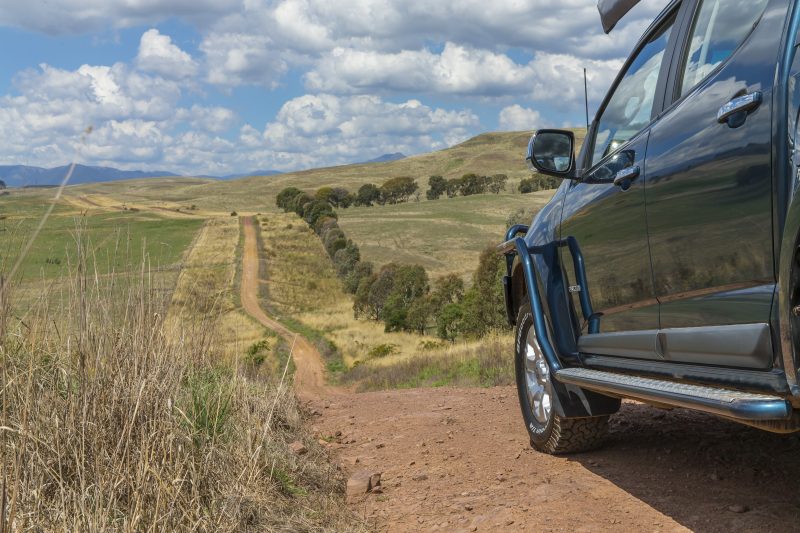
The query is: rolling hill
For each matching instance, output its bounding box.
[68,129,585,214]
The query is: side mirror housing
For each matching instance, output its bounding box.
[526,129,576,178]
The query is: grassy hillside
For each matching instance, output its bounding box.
[337,190,553,280]
[68,130,585,214]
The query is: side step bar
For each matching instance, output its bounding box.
[556,367,792,421]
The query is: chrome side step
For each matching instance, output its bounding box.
[556,367,791,421]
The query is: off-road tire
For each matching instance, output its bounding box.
[515,300,609,454]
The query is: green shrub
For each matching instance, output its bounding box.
[368,343,399,358]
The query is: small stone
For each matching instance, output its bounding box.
[370,485,384,494]
[412,473,429,482]
[710,473,720,481]
[347,470,381,499]
[346,471,372,498]
[288,440,307,455]
[464,504,474,511]
[376,443,385,449]
[370,473,382,489]
[728,504,749,514]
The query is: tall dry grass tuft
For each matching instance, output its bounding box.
[0,230,356,531]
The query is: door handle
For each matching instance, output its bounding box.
[613,165,640,190]
[717,91,762,127]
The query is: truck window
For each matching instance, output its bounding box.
[679,0,769,96]
[592,14,676,167]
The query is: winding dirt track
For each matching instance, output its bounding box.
[240,215,800,533]
[240,216,335,399]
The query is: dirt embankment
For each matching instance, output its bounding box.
[240,215,800,533]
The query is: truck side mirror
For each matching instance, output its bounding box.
[526,129,575,177]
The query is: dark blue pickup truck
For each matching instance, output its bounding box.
[500,0,800,453]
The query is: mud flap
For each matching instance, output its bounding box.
[553,382,621,418]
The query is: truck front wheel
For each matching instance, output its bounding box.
[514,300,609,454]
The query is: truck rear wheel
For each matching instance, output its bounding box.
[514,300,609,454]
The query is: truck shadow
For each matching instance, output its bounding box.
[576,402,800,533]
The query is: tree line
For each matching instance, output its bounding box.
[275,186,509,340]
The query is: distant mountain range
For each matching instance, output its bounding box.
[0,164,285,188]
[0,155,406,188]
[362,153,406,164]
[0,164,179,188]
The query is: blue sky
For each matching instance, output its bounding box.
[0,0,662,175]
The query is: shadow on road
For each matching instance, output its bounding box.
[574,402,800,532]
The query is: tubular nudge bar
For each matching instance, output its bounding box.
[499,228,597,371]
[511,236,563,372]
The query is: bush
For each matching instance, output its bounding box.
[379,176,418,204]
[343,260,373,294]
[276,186,304,210]
[355,183,380,206]
[368,343,399,358]
[426,175,446,200]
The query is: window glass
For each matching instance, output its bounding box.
[679,0,769,96]
[592,15,675,167]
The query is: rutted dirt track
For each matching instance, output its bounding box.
[240,216,800,532]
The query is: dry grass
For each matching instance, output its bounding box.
[0,224,361,531]
[342,333,514,391]
[336,190,554,280]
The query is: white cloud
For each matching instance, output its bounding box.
[0,0,671,174]
[261,93,480,166]
[0,60,481,174]
[174,105,237,133]
[136,29,198,79]
[0,0,244,35]
[200,32,287,87]
[305,43,537,96]
[498,105,542,132]
[305,44,623,109]
[0,61,243,173]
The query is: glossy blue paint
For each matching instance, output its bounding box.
[501,0,800,404]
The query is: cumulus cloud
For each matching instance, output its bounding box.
[0,0,669,173]
[498,105,541,132]
[0,58,481,173]
[0,0,244,35]
[136,29,198,79]
[0,60,242,173]
[200,32,287,87]
[261,94,480,166]
[305,44,622,109]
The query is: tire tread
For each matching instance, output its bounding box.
[540,416,609,454]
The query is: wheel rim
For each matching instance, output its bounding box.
[524,325,553,425]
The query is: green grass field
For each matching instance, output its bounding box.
[2,188,203,284]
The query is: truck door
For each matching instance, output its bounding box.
[643,0,786,368]
[562,9,679,360]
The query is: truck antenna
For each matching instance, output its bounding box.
[584,68,590,130]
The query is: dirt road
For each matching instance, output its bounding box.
[240,216,800,532]
[240,216,335,399]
